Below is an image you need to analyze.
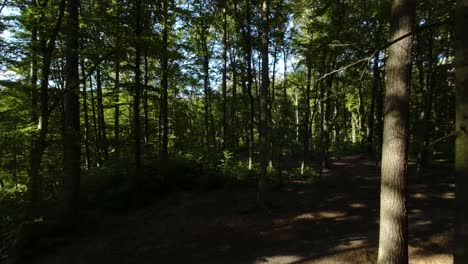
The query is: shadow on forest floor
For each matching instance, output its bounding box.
[25,155,454,264]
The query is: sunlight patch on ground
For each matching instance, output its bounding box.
[412,193,429,199]
[293,211,346,221]
[348,203,366,208]
[254,254,304,264]
[409,251,453,264]
[434,192,455,200]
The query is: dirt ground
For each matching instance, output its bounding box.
[25,155,454,264]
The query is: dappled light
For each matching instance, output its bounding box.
[0,0,461,262]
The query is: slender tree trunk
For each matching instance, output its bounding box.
[368,54,380,156]
[114,59,121,159]
[376,59,385,163]
[143,53,150,150]
[96,67,108,159]
[357,77,366,146]
[160,0,169,165]
[89,76,101,166]
[80,60,91,170]
[416,35,435,178]
[454,0,468,262]
[26,0,66,218]
[230,45,238,149]
[30,26,38,123]
[134,0,143,183]
[377,0,415,263]
[258,0,270,207]
[245,0,254,170]
[62,0,80,221]
[222,1,228,149]
[202,39,211,149]
[302,63,312,173]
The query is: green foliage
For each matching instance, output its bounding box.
[0,185,25,262]
[80,159,132,209]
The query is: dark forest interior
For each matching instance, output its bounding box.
[0,0,467,263]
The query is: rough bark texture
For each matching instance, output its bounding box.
[455,0,468,263]
[377,0,415,263]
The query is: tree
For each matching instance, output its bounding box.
[377,0,416,263]
[62,0,81,221]
[454,0,468,262]
[258,0,270,207]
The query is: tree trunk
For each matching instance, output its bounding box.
[134,0,143,183]
[114,59,121,159]
[202,37,211,149]
[26,0,66,218]
[454,0,468,262]
[80,60,91,170]
[89,75,101,166]
[377,0,415,263]
[258,0,270,207]
[368,53,380,156]
[62,0,81,221]
[245,0,254,170]
[222,1,228,149]
[143,53,150,150]
[160,0,169,165]
[302,62,312,172]
[96,67,108,159]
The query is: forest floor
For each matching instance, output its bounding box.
[26,155,454,264]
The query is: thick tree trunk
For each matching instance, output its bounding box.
[454,0,468,262]
[377,0,416,263]
[258,0,270,207]
[62,0,81,221]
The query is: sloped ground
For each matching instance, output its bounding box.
[25,156,454,264]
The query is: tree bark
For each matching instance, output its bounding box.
[96,67,108,159]
[368,53,380,156]
[222,1,228,149]
[114,59,121,159]
[80,60,91,170]
[134,0,143,183]
[454,0,468,262]
[377,0,416,263]
[258,0,270,207]
[160,0,169,165]
[62,0,81,221]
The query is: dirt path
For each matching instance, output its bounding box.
[27,156,454,264]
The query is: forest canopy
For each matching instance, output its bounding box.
[0,0,466,263]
